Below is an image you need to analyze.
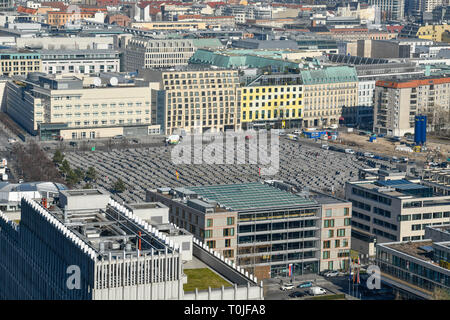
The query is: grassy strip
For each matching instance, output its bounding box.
[183,268,233,292]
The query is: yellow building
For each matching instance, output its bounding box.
[241,82,303,130]
[417,24,450,42]
[0,50,41,77]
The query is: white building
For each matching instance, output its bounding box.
[39,49,120,75]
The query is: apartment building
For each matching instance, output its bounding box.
[125,38,196,71]
[301,66,358,128]
[345,171,450,257]
[376,224,450,299]
[47,11,97,27]
[39,50,120,75]
[6,73,159,140]
[142,67,240,135]
[373,76,450,137]
[146,187,238,262]
[0,50,41,77]
[240,73,303,130]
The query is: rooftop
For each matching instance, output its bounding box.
[386,240,435,263]
[187,182,317,211]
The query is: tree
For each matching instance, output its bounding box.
[85,167,97,182]
[66,169,81,186]
[112,178,126,193]
[53,149,64,164]
[74,168,84,181]
[60,159,71,175]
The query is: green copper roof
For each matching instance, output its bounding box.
[192,38,224,49]
[190,49,299,70]
[300,66,358,85]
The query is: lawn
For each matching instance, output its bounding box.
[183,268,233,292]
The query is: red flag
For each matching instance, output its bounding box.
[258,168,261,176]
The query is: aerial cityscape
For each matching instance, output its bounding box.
[0,0,449,304]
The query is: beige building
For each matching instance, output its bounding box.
[6,73,159,140]
[314,194,352,271]
[373,76,450,137]
[301,66,358,128]
[125,38,196,71]
[0,50,41,77]
[142,68,241,135]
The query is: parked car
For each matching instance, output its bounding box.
[294,130,302,135]
[364,152,375,158]
[324,270,339,277]
[344,148,355,154]
[321,144,329,150]
[289,291,305,298]
[280,283,295,291]
[69,141,77,147]
[308,287,327,296]
[113,135,124,140]
[297,281,313,288]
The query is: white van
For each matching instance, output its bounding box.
[308,287,326,296]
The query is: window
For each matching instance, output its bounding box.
[344,208,349,216]
[328,230,334,238]
[328,261,333,270]
[326,209,332,217]
[227,217,235,225]
[335,240,340,248]
[204,230,212,239]
[323,251,330,259]
[225,239,231,248]
[344,218,351,226]
[223,249,234,258]
[223,228,235,237]
[337,229,346,237]
[323,240,331,249]
[324,219,335,228]
[207,219,213,227]
[206,240,216,248]
[343,239,348,247]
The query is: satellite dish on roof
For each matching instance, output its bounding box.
[109,77,118,86]
[93,77,101,87]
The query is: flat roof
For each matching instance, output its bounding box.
[187,182,316,211]
[385,241,434,263]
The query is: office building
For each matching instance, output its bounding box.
[5,73,160,140]
[142,67,240,135]
[148,181,351,279]
[376,224,450,299]
[125,38,196,71]
[368,0,405,21]
[39,50,120,75]
[346,170,450,257]
[0,50,41,77]
[373,76,450,137]
[0,189,264,299]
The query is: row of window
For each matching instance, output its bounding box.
[399,211,450,221]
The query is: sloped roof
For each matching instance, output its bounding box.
[300,66,358,85]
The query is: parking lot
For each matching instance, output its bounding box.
[263,272,397,300]
[264,274,353,300]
